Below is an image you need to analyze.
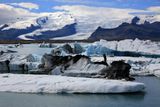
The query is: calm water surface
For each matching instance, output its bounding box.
[0,77,160,107]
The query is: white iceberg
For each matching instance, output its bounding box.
[0,53,41,72]
[146,64,160,77]
[154,71,160,77]
[91,56,160,77]
[95,39,160,55]
[0,74,145,94]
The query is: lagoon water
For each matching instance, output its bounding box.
[0,77,160,107]
[8,44,53,56]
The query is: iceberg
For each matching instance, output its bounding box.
[73,42,85,54]
[84,43,113,56]
[95,39,160,55]
[0,74,145,94]
[154,71,160,77]
[0,53,41,73]
[146,64,160,77]
[91,56,160,77]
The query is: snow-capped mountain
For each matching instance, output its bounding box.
[0,11,160,40]
[0,12,78,40]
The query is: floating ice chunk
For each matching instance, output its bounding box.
[24,54,41,62]
[73,42,84,54]
[0,53,41,73]
[154,70,160,77]
[95,39,160,55]
[0,74,145,94]
[85,43,113,56]
[146,64,160,77]
[51,66,62,75]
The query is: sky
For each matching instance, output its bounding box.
[0,0,160,25]
[0,0,160,12]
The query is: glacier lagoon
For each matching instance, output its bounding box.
[0,40,160,106]
[0,77,160,107]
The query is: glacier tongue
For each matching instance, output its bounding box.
[3,12,75,31]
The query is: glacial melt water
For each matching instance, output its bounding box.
[0,77,160,107]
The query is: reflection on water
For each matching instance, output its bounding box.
[0,92,145,107]
[0,77,160,107]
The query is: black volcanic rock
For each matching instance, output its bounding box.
[144,20,150,25]
[131,16,140,25]
[89,17,160,41]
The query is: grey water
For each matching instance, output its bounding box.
[8,44,53,56]
[0,77,160,107]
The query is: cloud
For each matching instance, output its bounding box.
[53,5,146,18]
[53,5,149,31]
[147,6,160,13]
[10,2,39,10]
[0,4,38,24]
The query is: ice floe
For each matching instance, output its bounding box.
[0,74,145,94]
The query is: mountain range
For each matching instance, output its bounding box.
[89,17,160,41]
[0,12,160,41]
